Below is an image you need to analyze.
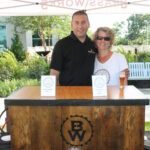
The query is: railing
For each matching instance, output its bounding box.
[128,62,150,80]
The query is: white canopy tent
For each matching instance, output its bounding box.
[0,0,150,16]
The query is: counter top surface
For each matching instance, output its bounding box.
[5,86,149,106]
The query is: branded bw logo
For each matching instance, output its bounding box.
[60,115,93,146]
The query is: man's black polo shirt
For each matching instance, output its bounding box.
[50,31,96,85]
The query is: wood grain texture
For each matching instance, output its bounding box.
[6,86,146,150]
[7,85,146,100]
[8,106,145,150]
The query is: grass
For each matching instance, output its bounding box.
[145,122,150,131]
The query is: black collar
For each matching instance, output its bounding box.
[70,31,91,44]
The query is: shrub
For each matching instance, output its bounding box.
[10,31,25,61]
[0,50,18,81]
[115,38,128,45]
[0,79,40,97]
[0,50,27,81]
[14,61,27,79]
[137,52,150,62]
[116,46,150,62]
[26,55,50,80]
[116,46,135,62]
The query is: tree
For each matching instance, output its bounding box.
[6,16,71,51]
[112,14,150,45]
[113,21,128,45]
[10,29,25,61]
[113,21,125,38]
[126,14,150,45]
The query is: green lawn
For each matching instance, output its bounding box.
[145,122,150,131]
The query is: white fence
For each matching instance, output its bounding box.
[128,62,150,80]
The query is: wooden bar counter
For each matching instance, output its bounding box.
[5,86,149,150]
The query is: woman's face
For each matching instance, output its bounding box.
[96,31,111,52]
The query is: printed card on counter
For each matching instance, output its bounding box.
[41,75,56,96]
[92,75,107,97]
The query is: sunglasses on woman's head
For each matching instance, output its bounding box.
[96,36,111,41]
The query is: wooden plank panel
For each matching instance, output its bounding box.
[8,106,31,150]
[8,106,145,150]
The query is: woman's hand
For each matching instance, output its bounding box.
[124,69,129,85]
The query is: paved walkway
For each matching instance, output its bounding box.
[144,131,150,150]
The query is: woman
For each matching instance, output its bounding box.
[93,27,128,86]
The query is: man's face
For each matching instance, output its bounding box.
[71,14,90,39]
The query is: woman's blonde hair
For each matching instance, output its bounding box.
[93,27,115,47]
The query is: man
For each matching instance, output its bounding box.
[50,10,96,85]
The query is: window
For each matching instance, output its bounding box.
[0,25,6,51]
[32,32,52,47]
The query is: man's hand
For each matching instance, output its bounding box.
[50,69,60,85]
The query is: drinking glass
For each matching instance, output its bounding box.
[119,71,125,88]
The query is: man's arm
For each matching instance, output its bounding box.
[50,69,60,85]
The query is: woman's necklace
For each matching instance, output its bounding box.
[97,51,113,63]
